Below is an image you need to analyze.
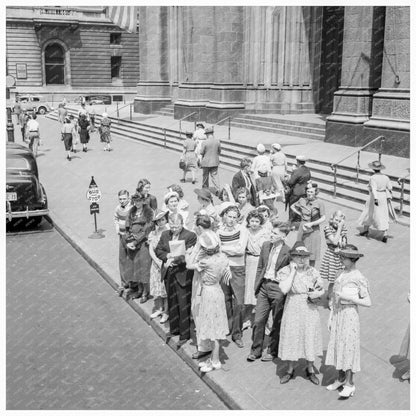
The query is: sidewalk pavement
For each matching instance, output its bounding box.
[19,116,410,410]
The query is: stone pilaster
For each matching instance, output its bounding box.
[134,6,171,114]
[325,7,386,147]
[363,6,410,157]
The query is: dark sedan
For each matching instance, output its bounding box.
[6,143,48,224]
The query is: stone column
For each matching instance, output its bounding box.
[325,6,385,147]
[363,6,410,157]
[134,6,172,114]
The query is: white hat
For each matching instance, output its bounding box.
[296,155,307,162]
[199,230,220,250]
[256,143,266,153]
[218,201,239,217]
[102,113,108,118]
[272,143,281,151]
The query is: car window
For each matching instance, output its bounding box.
[33,97,40,102]
[7,157,31,170]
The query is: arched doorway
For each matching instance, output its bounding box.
[44,43,65,85]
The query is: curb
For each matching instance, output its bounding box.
[45,214,240,410]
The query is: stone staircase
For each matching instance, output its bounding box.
[46,109,410,222]
[154,104,174,117]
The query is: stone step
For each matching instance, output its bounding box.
[237,113,327,129]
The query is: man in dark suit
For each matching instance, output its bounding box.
[247,220,292,362]
[285,155,311,224]
[200,126,221,194]
[231,158,258,206]
[155,213,197,346]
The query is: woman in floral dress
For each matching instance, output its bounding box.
[148,209,170,323]
[325,244,371,398]
[187,230,231,373]
[98,112,112,151]
[277,242,325,385]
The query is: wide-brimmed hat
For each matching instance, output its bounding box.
[271,143,281,151]
[184,130,194,136]
[339,246,364,259]
[194,188,213,201]
[368,160,385,170]
[196,122,205,128]
[164,191,179,205]
[296,155,307,162]
[289,241,311,257]
[257,143,266,153]
[218,201,239,217]
[205,126,214,134]
[153,209,169,223]
[199,230,220,250]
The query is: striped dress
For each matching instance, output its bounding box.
[319,224,348,283]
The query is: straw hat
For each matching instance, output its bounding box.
[368,160,385,170]
[289,241,311,257]
[256,143,266,153]
[153,209,169,223]
[339,246,364,259]
[271,143,281,151]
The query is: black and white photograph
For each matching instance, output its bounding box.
[4,3,411,411]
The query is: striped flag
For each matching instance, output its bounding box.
[107,6,138,33]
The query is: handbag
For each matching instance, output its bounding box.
[179,159,186,170]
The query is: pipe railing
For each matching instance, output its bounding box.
[397,174,410,216]
[330,135,385,198]
[215,116,232,140]
[106,102,133,120]
[179,112,197,138]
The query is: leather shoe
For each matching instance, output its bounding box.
[359,230,369,237]
[192,350,212,360]
[177,338,189,348]
[306,370,320,385]
[247,353,260,362]
[261,352,275,362]
[233,339,244,348]
[280,371,294,384]
[139,294,148,304]
[382,236,388,243]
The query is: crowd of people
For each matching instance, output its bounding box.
[111,123,403,397]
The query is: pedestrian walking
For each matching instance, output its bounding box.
[270,143,287,202]
[13,99,21,126]
[155,213,197,346]
[69,115,79,153]
[57,102,68,124]
[20,110,30,142]
[231,158,257,206]
[26,114,41,157]
[98,112,112,151]
[123,192,155,302]
[148,209,170,323]
[78,111,90,152]
[284,155,311,225]
[218,204,249,348]
[60,117,74,161]
[320,210,348,299]
[251,144,271,181]
[358,160,395,243]
[290,182,326,268]
[325,244,371,398]
[187,230,231,373]
[255,165,279,215]
[180,130,197,184]
[199,126,221,195]
[89,102,96,132]
[114,190,132,295]
[278,241,325,385]
[246,221,291,362]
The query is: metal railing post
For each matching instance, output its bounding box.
[163,128,167,148]
[331,165,337,198]
[379,137,385,162]
[179,120,182,138]
[356,150,361,183]
[117,102,119,119]
[398,178,405,216]
[130,103,132,121]
[228,117,231,140]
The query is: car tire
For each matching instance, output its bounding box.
[38,107,46,115]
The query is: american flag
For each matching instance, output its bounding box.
[107,6,138,33]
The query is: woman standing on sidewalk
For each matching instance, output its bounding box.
[78,111,90,152]
[136,179,158,210]
[325,244,371,398]
[148,209,170,323]
[123,192,154,303]
[98,112,112,151]
[270,143,287,202]
[180,130,197,184]
[61,117,74,161]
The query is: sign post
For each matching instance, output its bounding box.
[86,176,104,239]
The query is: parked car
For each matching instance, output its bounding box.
[85,95,112,105]
[6,142,48,225]
[17,95,54,115]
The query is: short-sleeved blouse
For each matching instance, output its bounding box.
[332,269,370,302]
[197,253,229,286]
[293,197,325,222]
[277,264,323,293]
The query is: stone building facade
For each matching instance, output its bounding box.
[135,6,410,157]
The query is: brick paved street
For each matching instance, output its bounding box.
[6,228,228,410]
[7,116,410,410]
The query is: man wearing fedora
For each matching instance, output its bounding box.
[155,213,197,346]
[285,155,311,225]
[358,160,394,243]
[231,158,258,206]
[199,126,221,195]
[247,220,291,362]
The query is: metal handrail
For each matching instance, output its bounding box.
[397,173,410,216]
[330,135,385,198]
[215,116,232,140]
[179,112,197,137]
[106,102,133,119]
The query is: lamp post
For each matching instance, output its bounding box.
[6,106,14,142]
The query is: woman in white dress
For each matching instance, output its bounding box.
[270,143,287,201]
[358,160,394,243]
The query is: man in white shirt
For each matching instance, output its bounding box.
[26,114,40,157]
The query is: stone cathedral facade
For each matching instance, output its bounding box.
[135,6,409,157]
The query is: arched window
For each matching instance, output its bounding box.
[45,43,65,84]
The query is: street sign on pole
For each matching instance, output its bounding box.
[87,176,104,239]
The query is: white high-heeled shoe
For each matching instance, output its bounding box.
[200,360,221,373]
[326,379,345,391]
[339,384,356,398]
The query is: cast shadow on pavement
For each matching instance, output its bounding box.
[390,354,410,381]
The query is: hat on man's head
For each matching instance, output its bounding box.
[256,143,266,153]
[368,160,385,170]
[218,201,239,217]
[199,230,220,251]
[289,241,311,257]
[296,155,307,162]
[339,245,364,259]
[185,130,194,137]
[196,122,205,128]
[153,209,169,223]
[271,143,281,151]
[205,126,214,135]
[194,188,213,201]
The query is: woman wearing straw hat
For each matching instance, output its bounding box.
[270,143,287,202]
[325,244,371,398]
[358,160,394,243]
[277,242,325,385]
